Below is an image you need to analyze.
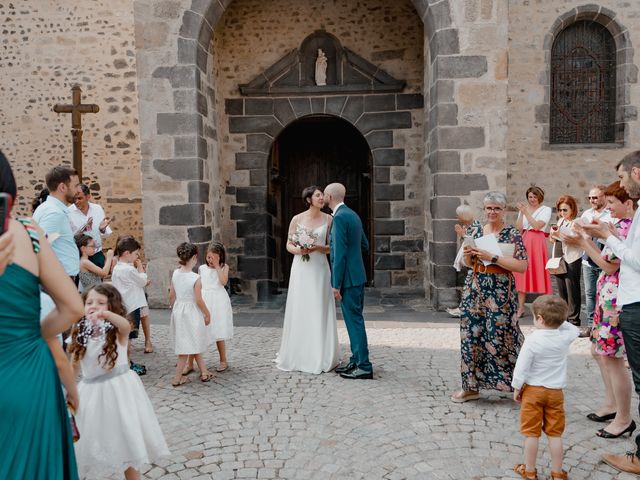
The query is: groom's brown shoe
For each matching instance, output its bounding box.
[602,452,640,474]
[340,368,373,380]
[335,362,356,374]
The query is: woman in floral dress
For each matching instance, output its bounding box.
[451,192,528,403]
[561,181,636,438]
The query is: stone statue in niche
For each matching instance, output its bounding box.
[315,48,327,86]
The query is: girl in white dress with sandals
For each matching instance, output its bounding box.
[275,185,340,374]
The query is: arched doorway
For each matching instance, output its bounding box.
[269,115,373,287]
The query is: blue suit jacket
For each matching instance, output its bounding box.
[330,205,369,289]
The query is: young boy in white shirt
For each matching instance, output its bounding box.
[111,235,148,375]
[512,295,579,480]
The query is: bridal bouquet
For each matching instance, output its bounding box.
[289,224,318,262]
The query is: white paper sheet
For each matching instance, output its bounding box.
[474,233,502,266]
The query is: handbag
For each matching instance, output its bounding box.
[545,241,567,275]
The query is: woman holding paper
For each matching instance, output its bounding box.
[451,191,528,403]
[549,195,583,327]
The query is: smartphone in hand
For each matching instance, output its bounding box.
[0,193,12,236]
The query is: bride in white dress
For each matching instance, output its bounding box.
[275,186,340,374]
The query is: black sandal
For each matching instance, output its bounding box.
[587,411,617,422]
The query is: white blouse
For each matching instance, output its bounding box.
[519,205,552,232]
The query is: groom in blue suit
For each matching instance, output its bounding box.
[324,183,373,379]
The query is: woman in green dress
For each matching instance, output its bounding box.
[0,152,84,479]
[451,191,528,403]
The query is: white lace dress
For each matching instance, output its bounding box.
[170,269,209,354]
[75,338,169,477]
[199,265,234,341]
[275,221,340,374]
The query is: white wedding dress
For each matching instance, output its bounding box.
[276,220,340,374]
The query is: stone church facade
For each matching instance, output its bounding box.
[2,1,639,308]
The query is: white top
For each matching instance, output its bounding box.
[172,269,199,302]
[511,322,579,390]
[68,202,112,252]
[606,202,640,306]
[519,205,552,231]
[110,262,148,313]
[580,207,612,266]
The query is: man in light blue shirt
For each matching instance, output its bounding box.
[33,166,80,279]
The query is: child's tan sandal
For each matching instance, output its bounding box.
[514,464,538,479]
[549,470,568,480]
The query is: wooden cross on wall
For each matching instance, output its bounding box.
[53,85,99,179]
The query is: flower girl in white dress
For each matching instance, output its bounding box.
[69,284,169,480]
[198,242,234,372]
[169,242,213,385]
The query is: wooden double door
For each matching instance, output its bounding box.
[270,116,372,286]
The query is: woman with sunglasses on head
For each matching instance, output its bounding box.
[451,191,528,403]
[549,195,583,328]
[513,186,553,319]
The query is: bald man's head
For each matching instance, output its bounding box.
[323,183,346,211]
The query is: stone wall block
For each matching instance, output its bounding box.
[245,98,274,116]
[437,126,485,149]
[249,169,267,186]
[157,113,200,135]
[375,236,390,253]
[396,93,424,110]
[153,158,203,180]
[375,254,405,270]
[432,264,458,288]
[430,196,461,219]
[375,219,405,235]
[197,20,213,50]
[173,90,197,112]
[311,97,325,114]
[188,225,212,244]
[356,112,412,134]
[391,239,424,252]
[188,181,209,203]
[429,240,457,264]
[235,186,268,206]
[152,65,199,89]
[341,96,364,122]
[364,94,396,112]
[203,0,224,29]
[290,98,312,118]
[174,136,198,157]
[373,149,405,166]
[430,103,457,126]
[325,96,348,116]
[374,184,404,201]
[236,152,267,170]
[374,271,391,288]
[246,134,273,153]
[430,80,455,105]
[428,151,460,173]
[243,236,274,258]
[366,131,393,149]
[225,98,243,115]
[159,203,205,226]
[429,28,459,58]
[196,45,208,72]
[177,38,197,64]
[432,219,459,242]
[179,10,202,39]
[144,227,188,258]
[237,256,271,280]
[435,56,487,79]
[433,173,489,196]
[229,116,282,137]
[374,201,391,218]
[274,99,296,125]
[237,213,272,238]
[374,166,390,184]
[197,92,208,116]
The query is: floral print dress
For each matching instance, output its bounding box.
[460,225,527,392]
[591,218,632,358]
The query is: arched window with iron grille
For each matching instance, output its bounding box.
[550,20,616,144]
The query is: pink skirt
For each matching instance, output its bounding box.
[514,230,553,294]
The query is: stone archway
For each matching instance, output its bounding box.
[138,0,495,307]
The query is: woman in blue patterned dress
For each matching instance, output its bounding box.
[451,191,528,403]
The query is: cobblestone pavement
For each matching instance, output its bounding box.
[120,320,635,480]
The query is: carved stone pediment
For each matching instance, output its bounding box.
[239,30,406,96]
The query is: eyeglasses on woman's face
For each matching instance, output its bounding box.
[558,208,569,212]
[485,206,503,213]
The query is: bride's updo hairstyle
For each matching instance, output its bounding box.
[302,185,322,207]
[177,242,198,265]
